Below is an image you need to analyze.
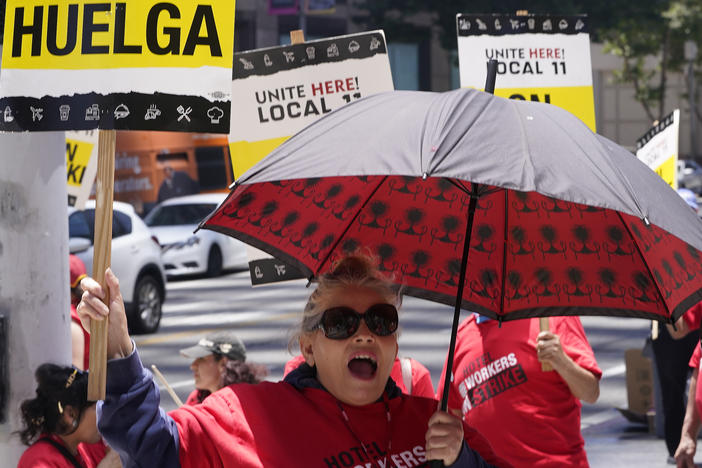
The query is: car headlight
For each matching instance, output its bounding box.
[163,236,200,252]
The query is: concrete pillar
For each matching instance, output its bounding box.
[0,131,70,465]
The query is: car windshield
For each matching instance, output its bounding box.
[145,203,217,226]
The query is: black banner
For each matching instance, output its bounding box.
[234,31,387,80]
[636,110,677,150]
[248,258,305,286]
[457,14,588,36]
[0,92,229,133]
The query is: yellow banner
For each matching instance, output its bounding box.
[230,136,290,179]
[492,86,596,132]
[66,135,94,187]
[654,155,677,189]
[2,0,235,70]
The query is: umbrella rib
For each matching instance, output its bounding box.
[314,175,389,277]
[616,211,671,322]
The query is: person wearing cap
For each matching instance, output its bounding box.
[70,254,90,370]
[180,331,267,405]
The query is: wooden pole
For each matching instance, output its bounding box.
[290,29,305,45]
[87,129,116,401]
[151,365,184,407]
[540,317,553,372]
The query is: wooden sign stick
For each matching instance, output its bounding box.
[540,316,553,372]
[290,29,305,44]
[151,365,184,407]
[87,129,116,401]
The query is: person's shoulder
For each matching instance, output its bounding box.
[17,440,63,468]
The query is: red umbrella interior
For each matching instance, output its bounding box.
[203,175,702,323]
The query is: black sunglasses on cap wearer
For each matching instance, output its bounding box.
[318,303,399,340]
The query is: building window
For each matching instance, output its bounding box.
[388,42,419,90]
[195,147,230,191]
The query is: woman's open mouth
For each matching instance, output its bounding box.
[347,354,378,380]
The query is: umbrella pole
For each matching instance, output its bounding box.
[438,190,478,412]
[430,188,479,468]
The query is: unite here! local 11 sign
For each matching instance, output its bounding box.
[229,30,394,285]
[0,0,235,133]
[636,109,680,189]
[456,13,596,132]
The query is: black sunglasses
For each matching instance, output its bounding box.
[318,303,399,340]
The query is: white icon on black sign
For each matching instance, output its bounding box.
[458,18,470,30]
[114,104,129,119]
[527,18,536,30]
[239,57,253,70]
[3,106,14,122]
[264,54,273,66]
[543,19,552,31]
[85,104,99,121]
[274,264,286,276]
[476,18,487,30]
[306,46,315,59]
[327,43,339,57]
[59,104,70,121]
[558,19,568,30]
[207,106,224,124]
[177,105,192,122]
[369,37,381,50]
[145,105,161,120]
[254,266,263,279]
[30,106,43,122]
[283,51,295,63]
[510,19,520,30]
[348,40,360,53]
[494,19,502,30]
[575,19,585,30]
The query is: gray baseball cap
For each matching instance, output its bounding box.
[180,330,246,362]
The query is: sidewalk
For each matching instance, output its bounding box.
[584,409,702,467]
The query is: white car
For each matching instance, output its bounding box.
[144,193,248,278]
[69,200,166,334]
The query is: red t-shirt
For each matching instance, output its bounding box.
[70,305,90,371]
[17,434,106,468]
[691,345,702,419]
[284,354,436,398]
[170,381,510,467]
[437,316,601,468]
[683,302,702,331]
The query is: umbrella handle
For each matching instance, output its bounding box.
[540,317,553,372]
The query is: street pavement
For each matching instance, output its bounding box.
[135,270,702,467]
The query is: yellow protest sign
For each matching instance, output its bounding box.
[636,110,679,189]
[66,130,99,208]
[229,31,393,179]
[456,14,596,132]
[0,0,235,133]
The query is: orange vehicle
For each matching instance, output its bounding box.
[114,131,234,216]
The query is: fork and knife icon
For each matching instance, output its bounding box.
[177,105,192,122]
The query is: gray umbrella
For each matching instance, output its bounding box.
[202,88,702,444]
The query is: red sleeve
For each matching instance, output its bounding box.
[463,422,514,468]
[683,302,702,331]
[690,343,702,369]
[408,358,436,399]
[283,355,306,377]
[554,316,602,379]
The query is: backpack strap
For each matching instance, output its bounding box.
[38,437,83,468]
[400,357,413,394]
